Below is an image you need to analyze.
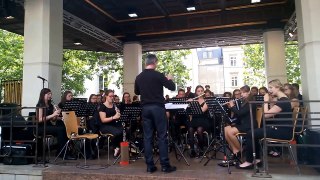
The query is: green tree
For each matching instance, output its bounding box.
[242,43,301,87]
[0,30,24,81]
[242,44,266,87]
[285,43,301,84]
[144,50,192,88]
[62,50,122,96]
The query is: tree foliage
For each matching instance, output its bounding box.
[285,43,301,84]
[0,30,24,81]
[242,43,301,87]
[145,50,192,87]
[242,44,266,87]
[62,50,122,95]
[0,29,191,97]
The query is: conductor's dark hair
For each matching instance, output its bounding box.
[145,54,158,66]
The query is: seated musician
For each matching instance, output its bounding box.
[36,88,76,160]
[224,85,257,162]
[187,85,209,158]
[88,94,98,104]
[284,83,300,109]
[57,90,73,110]
[223,91,232,98]
[86,94,98,133]
[258,86,268,96]
[204,89,212,98]
[98,89,122,157]
[169,89,188,145]
[121,92,132,105]
[238,79,293,169]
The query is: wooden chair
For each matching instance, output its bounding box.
[236,107,263,159]
[295,107,308,136]
[260,106,300,174]
[54,111,99,165]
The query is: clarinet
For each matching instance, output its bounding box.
[50,100,60,125]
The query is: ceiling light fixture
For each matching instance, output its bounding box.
[5,15,14,19]
[186,0,196,11]
[128,13,138,18]
[73,39,82,46]
[251,0,261,3]
[186,6,196,11]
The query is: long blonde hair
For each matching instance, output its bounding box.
[268,79,284,92]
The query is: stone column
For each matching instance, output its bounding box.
[295,0,320,126]
[123,42,142,96]
[22,0,63,109]
[263,30,287,84]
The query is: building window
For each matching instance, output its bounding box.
[208,51,213,59]
[231,76,238,87]
[230,56,237,66]
[203,51,207,59]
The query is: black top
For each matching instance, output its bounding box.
[230,102,257,131]
[36,103,54,117]
[98,103,119,126]
[274,97,292,127]
[134,69,176,106]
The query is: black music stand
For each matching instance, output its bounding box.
[164,98,190,166]
[201,97,233,174]
[61,101,84,112]
[113,104,142,164]
[76,103,97,130]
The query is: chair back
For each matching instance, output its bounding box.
[62,111,78,139]
[290,107,300,141]
[296,107,308,134]
[256,107,262,128]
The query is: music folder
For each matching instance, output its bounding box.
[165,103,188,110]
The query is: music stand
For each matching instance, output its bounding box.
[201,97,232,174]
[113,104,142,164]
[61,101,84,112]
[164,98,190,166]
[76,103,97,130]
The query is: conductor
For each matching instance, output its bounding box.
[134,54,177,173]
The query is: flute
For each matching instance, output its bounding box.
[192,93,205,100]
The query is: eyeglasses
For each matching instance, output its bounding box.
[108,95,114,98]
[234,93,240,95]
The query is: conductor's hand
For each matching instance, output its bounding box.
[166,74,174,80]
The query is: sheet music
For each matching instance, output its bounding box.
[165,103,188,110]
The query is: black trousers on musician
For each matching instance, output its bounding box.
[99,124,123,148]
[38,120,68,153]
[245,127,292,162]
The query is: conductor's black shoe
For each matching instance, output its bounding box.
[147,166,157,173]
[161,166,177,173]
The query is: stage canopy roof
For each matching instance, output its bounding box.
[0,0,296,52]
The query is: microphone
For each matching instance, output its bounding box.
[37,75,47,81]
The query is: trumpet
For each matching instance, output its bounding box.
[192,92,205,100]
